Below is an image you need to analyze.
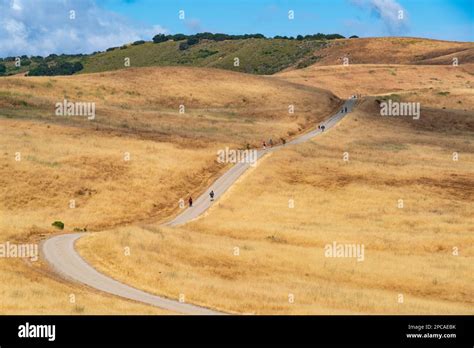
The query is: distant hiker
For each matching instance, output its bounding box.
[189,197,193,207]
[269,138,273,148]
[318,125,321,130]
[321,125,326,132]
[263,141,266,150]
[345,107,348,113]
[209,190,215,201]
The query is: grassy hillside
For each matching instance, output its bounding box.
[0,66,341,313]
[78,98,474,314]
[0,38,327,77]
[81,39,327,75]
[78,37,474,75]
[0,66,340,147]
[2,35,473,315]
[277,63,474,103]
[0,55,84,77]
[0,66,340,233]
[298,37,474,67]
[1,37,472,77]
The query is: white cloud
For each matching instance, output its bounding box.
[0,0,167,57]
[11,0,22,11]
[350,0,409,34]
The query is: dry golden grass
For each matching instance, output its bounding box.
[277,63,474,104]
[297,37,474,67]
[0,66,339,148]
[0,66,340,314]
[0,118,220,314]
[2,59,472,314]
[77,98,473,314]
[0,118,227,237]
[0,258,172,314]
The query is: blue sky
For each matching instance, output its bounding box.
[102,0,473,40]
[0,0,472,56]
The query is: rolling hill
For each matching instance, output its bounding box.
[285,37,474,68]
[0,65,341,314]
[1,34,472,315]
[2,36,472,77]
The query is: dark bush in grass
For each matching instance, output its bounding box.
[29,61,84,76]
[44,54,58,62]
[152,34,168,43]
[179,42,189,51]
[52,221,64,230]
[31,56,44,62]
[196,49,218,58]
[170,34,187,41]
[187,37,199,46]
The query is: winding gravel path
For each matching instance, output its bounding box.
[42,99,356,315]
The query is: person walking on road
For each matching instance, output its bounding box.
[263,141,266,150]
[209,190,215,202]
[345,106,348,113]
[269,138,273,148]
[188,196,193,207]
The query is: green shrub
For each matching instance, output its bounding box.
[152,34,168,43]
[196,49,218,58]
[52,221,64,230]
[179,42,189,51]
[187,37,199,46]
[29,62,83,76]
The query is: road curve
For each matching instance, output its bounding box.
[42,99,356,315]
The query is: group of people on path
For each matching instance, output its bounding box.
[187,190,214,208]
[262,138,273,150]
[187,102,355,209]
[187,100,356,210]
